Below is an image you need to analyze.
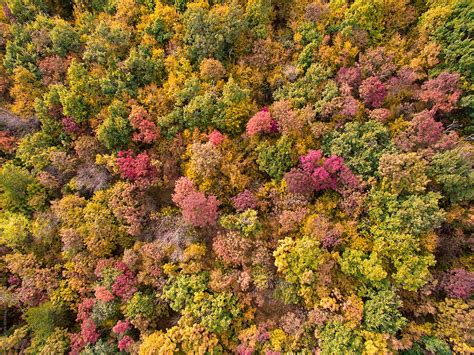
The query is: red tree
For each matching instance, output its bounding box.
[129,105,159,144]
[246,107,278,137]
[116,150,157,186]
[172,177,219,227]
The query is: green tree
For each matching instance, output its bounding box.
[59,60,101,123]
[183,2,245,64]
[50,19,81,57]
[428,146,474,203]
[323,120,393,179]
[96,101,132,151]
[274,235,327,305]
[319,322,363,355]
[256,136,295,180]
[435,0,474,82]
[0,163,35,212]
[363,290,407,334]
[186,291,242,334]
[25,302,67,343]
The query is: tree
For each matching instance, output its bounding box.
[212,231,253,266]
[339,249,387,288]
[0,211,30,249]
[121,45,165,91]
[441,269,474,300]
[435,0,474,83]
[417,72,461,114]
[38,55,71,86]
[220,209,260,237]
[124,292,160,330]
[162,272,209,312]
[232,190,258,211]
[428,145,474,203]
[59,59,101,123]
[25,302,67,344]
[274,235,327,306]
[273,63,333,108]
[96,101,132,151]
[359,76,386,108]
[284,149,361,194]
[116,150,158,185]
[9,66,42,117]
[318,322,363,355]
[199,58,226,82]
[368,190,445,236]
[79,194,131,257]
[186,291,242,334]
[129,105,159,144]
[378,152,429,194]
[49,19,80,57]
[186,141,222,184]
[172,177,219,227]
[394,110,446,152]
[256,136,294,180]
[0,162,35,212]
[183,2,245,64]
[219,77,256,134]
[363,290,406,334]
[323,120,393,179]
[246,107,278,137]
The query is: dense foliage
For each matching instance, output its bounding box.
[0,0,473,353]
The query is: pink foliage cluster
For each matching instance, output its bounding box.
[116,150,157,184]
[278,207,308,234]
[246,107,279,136]
[320,227,343,250]
[113,320,130,334]
[93,261,137,302]
[111,262,137,300]
[129,106,159,144]
[284,168,315,195]
[418,72,461,114]
[340,95,359,117]
[395,110,457,152]
[285,150,359,195]
[76,298,95,322]
[368,108,391,122]
[307,215,344,250]
[237,344,254,355]
[70,318,100,355]
[441,269,474,300]
[270,100,303,134]
[359,76,386,108]
[212,232,253,266]
[172,177,219,227]
[336,67,361,89]
[118,335,135,351]
[232,190,258,212]
[358,47,396,80]
[339,191,366,218]
[95,285,114,302]
[411,111,444,146]
[386,67,419,97]
[208,129,225,146]
[110,183,148,237]
[62,117,81,134]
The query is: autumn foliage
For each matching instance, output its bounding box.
[0,0,472,354]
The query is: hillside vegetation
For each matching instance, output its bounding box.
[0,0,473,353]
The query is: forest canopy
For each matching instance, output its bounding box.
[0,0,473,353]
